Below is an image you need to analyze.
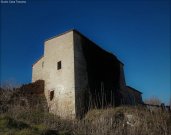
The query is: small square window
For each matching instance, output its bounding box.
[57,61,61,70]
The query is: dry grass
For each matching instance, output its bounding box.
[78,106,171,135]
[144,96,162,105]
[0,86,170,135]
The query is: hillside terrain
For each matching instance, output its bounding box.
[0,81,170,135]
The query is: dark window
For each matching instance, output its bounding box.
[57,61,61,70]
[50,90,54,101]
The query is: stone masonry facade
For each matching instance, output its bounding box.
[32,30,143,118]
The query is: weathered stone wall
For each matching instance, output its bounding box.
[74,32,89,117]
[32,29,143,118]
[32,57,44,82]
[43,31,75,118]
[126,86,143,104]
[32,31,76,118]
[73,31,124,115]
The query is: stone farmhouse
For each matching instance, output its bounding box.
[32,29,143,118]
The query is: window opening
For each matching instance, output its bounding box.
[50,90,54,101]
[57,61,61,70]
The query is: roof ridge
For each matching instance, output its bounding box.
[44,29,78,42]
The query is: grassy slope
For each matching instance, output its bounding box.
[0,114,71,135]
[0,82,170,135]
[0,106,170,135]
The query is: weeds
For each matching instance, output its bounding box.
[0,83,170,135]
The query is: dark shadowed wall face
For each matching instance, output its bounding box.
[74,31,124,113]
[82,37,123,107]
[126,86,143,104]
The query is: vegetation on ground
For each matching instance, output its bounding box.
[0,83,170,135]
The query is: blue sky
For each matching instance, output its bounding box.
[0,0,170,104]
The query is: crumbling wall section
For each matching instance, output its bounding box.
[32,57,44,82]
